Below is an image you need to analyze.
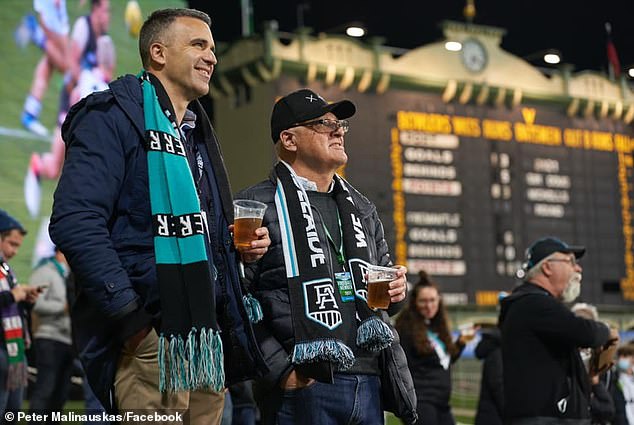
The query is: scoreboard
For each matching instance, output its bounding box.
[214,28,634,307]
[287,83,634,306]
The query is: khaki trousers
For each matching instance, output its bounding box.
[114,329,224,425]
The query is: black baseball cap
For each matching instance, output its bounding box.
[525,237,585,269]
[270,89,356,143]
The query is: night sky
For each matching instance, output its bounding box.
[190,0,634,76]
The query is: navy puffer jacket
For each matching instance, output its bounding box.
[50,75,267,411]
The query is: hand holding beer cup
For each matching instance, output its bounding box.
[458,323,477,344]
[366,265,407,309]
[232,200,270,263]
[591,326,620,376]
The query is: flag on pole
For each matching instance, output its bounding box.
[605,22,621,80]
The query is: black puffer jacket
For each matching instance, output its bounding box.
[238,167,403,389]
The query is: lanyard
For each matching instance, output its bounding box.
[322,212,345,266]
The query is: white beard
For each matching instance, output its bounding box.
[562,272,582,303]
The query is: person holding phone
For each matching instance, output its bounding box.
[0,210,40,419]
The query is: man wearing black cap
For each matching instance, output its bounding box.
[236,88,416,424]
[499,237,613,424]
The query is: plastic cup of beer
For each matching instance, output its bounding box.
[233,200,267,249]
[459,323,476,343]
[366,265,398,310]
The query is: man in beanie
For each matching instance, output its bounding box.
[0,210,40,419]
[499,237,613,424]
[236,89,416,424]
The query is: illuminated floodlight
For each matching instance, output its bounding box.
[445,41,462,52]
[346,26,365,37]
[544,53,561,64]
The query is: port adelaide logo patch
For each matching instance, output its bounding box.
[302,279,342,330]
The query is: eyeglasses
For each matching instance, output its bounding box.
[547,257,577,266]
[290,118,350,134]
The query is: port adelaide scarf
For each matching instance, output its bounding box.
[140,72,223,393]
[274,162,393,370]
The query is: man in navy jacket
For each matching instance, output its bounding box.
[50,8,269,420]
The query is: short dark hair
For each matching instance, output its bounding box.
[138,8,211,69]
[0,229,26,239]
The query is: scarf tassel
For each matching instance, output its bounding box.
[158,328,225,393]
[356,316,395,352]
[243,294,263,323]
[291,339,355,371]
[6,361,28,391]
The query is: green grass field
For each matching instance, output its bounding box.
[0,0,185,284]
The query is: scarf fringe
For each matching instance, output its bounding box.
[243,294,263,323]
[158,328,225,393]
[356,316,395,352]
[6,361,28,390]
[291,339,355,371]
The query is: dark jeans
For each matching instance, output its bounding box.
[231,381,256,425]
[416,402,456,425]
[28,338,74,423]
[0,347,25,425]
[82,372,109,425]
[278,374,382,425]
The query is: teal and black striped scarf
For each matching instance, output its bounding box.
[140,72,223,393]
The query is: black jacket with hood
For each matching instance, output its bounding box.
[499,281,610,422]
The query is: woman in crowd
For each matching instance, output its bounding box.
[395,271,470,425]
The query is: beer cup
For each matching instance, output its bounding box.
[233,200,267,249]
[366,265,397,309]
[459,323,476,342]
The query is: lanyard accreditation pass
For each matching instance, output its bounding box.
[323,213,354,302]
